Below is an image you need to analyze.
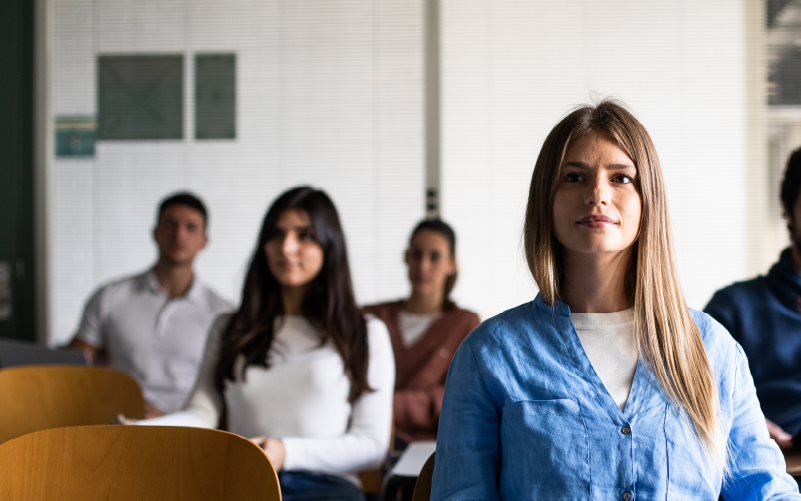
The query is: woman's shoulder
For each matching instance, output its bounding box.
[460,299,547,351]
[444,303,481,324]
[364,314,392,345]
[689,308,741,368]
[362,300,403,318]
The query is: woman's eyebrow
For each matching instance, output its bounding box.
[563,161,635,170]
[607,163,636,170]
[285,224,313,231]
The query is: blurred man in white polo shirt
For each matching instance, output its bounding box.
[69,192,231,417]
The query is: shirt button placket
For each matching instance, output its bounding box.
[620,424,633,501]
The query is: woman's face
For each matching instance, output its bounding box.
[552,131,642,260]
[405,229,456,302]
[264,209,325,292]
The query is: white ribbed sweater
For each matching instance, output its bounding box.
[141,314,395,478]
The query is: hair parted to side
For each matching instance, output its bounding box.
[524,99,727,469]
[408,218,459,310]
[214,186,371,403]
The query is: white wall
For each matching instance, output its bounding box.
[50,0,424,345]
[49,0,783,341]
[440,0,782,320]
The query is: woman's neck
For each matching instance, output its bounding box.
[560,251,633,313]
[281,287,307,316]
[404,292,443,314]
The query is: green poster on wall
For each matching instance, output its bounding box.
[56,116,96,157]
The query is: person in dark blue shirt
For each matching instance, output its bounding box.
[707,146,801,450]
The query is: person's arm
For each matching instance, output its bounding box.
[394,312,482,435]
[279,318,395,473]
[432,336,500,501]
[68,338,101,365]
[393,387,445,434]
[68,288,107,365]
[721,343,801,499]
[132,316,228,429]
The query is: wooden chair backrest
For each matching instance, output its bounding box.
[412,451,435,501]
[0,366,145,443]
[0,425,282,501]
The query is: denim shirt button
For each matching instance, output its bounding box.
[623,491,633,500]
[621,426,632,435]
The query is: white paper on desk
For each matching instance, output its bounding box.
[132,410,213,429]
[390,440,436,477]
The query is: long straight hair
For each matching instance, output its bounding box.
[524,100,725,467]
[215,186,370,402]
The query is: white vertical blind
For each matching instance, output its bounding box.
[440,0,775,319]
[49,0,424,345]
[50,0,778,338]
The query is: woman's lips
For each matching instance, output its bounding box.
[577,215,617,228]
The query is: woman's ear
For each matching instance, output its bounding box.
[448,257,458,276]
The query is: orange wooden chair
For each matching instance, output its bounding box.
[0,365,145,443]
[0,425,281,500]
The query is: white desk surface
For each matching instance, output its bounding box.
[390,440,436,477]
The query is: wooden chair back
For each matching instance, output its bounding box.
[0,425,282,500]
[412,451,435,501]
[0,366,145,442]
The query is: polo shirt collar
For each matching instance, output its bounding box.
[145,268,204,304]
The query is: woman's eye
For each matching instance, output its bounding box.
[298,229,316,242]
[564,172,584,183]
[613,174,635,185]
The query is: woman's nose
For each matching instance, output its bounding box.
[585,178,609,206]
[282,233,299,254]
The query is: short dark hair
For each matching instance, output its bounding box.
[781,148,801,231]
[157,192,208,228]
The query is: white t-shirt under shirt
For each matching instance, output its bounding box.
[73,269,231,413]
[141,314,395,481]
[571,308,637,410]
[397,310,440,347]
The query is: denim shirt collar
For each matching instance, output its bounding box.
[533,292,572,318]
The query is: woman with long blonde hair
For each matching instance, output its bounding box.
[432,101,799,498]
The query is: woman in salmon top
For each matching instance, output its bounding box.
[365,219,479,447]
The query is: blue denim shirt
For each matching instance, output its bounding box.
[432,295,800,500]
